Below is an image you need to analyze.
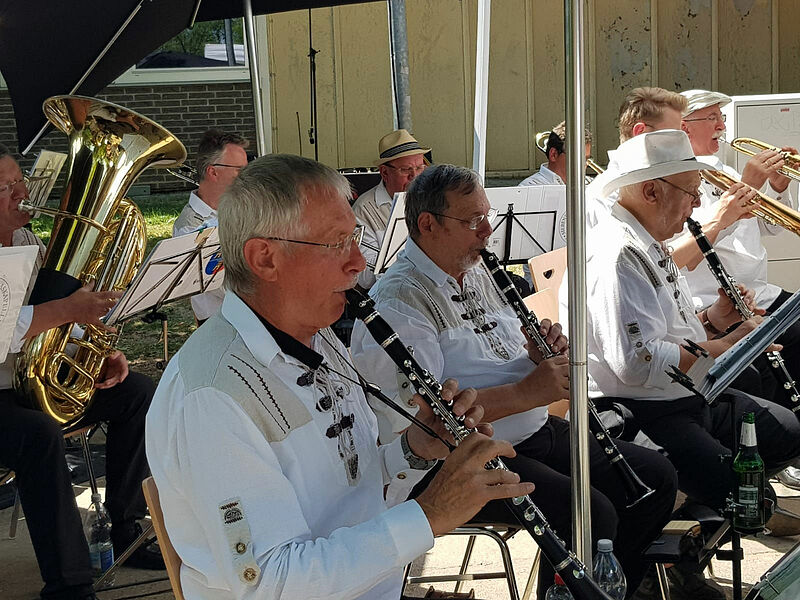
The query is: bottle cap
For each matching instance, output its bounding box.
[598,538,613,552]
[90,493,102,503]
[554,574,565,585]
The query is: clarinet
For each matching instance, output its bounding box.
[686,217,800,406]
[480,249,656,508]
[345,288,613,600]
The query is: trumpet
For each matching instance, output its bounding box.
[586,157,605,176]
[731,137,800,182]
[700,169,800,237]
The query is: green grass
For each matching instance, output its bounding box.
[31,192,198,382]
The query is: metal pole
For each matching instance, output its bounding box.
[243,0,267,156]
[388,0,413,131]
[564,0,592,565]
[471,0,491,179]
[224,19,237,66]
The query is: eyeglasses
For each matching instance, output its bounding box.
[385,163,426,177]
[430,207,499,230]
[683,113,726,124]
[212,163,245,172]
[264,224,364,256]
[656,177,700,202]
[0,177,28,198]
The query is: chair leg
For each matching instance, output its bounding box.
[454,535,477,594]
[655,564,671,600]
[521,547,541,600]
[78,431,99,496]
[94,521,155,590]
[8,489,21,539]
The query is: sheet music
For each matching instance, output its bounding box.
[374,185,567,275]
[0,246,39,361]
[107,227,223,325]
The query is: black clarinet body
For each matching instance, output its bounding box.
[345,288,613,600]
[686,217,799,406]
[479,249,655,508]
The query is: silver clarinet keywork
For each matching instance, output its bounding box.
[479,249,655,508]
[345,287,613,600]
[686,218,800,407]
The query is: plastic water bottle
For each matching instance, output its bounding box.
[593,539,626,600]
[544,574,574,599]
[83,493,115,583]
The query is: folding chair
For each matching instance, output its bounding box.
[142,476,184,600]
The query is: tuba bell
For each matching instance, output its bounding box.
[15,96,186,425]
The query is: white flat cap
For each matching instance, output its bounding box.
[601,129,716,196]
[680,89,732,117]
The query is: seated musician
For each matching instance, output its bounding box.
[586,86,687,227]
[0,145,163,600]
[353,129,429,290]
[569,129,800,598]
[145,153,530,599]
[172,129,249,322]
[349,163,678,600]
[519,120,592,186]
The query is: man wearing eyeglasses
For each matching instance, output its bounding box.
[146,153,533,600]
[353,129,429,290]
[173,129,249,322]
[350,163,678,600]
[0,144,163,600]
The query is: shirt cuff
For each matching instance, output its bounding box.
[11,305,33,352]
[644,341,682,390]
[383,500,434,564]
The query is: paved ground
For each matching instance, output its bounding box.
[1,479,799,599]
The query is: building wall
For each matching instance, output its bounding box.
[266,0,800,175]
[0,82,256,193]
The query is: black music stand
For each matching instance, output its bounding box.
[374,185,568,277]
[107,226,223,370]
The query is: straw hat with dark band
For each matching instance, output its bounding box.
[375,129,431,166]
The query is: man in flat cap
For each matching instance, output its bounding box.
[353,129,429,290]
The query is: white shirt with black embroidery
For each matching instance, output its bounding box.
[561,203,707,401]
[146,292,433,600]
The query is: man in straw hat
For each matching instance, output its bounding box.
[353,129,429,289]
[569,129,800,597]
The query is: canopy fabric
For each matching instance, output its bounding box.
[0,0,376,152]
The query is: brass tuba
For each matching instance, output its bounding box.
[15,96,186,425]
[700,169,800,237]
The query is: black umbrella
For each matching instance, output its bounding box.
[0,0,376,153]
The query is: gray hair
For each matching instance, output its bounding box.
[405,164,483,240]
[196,129,249,182]
[218,154,352,298]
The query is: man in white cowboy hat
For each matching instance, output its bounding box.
[567,129,800,597]
[353,129,429,289]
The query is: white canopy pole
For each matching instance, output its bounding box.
[564,0,592,564]
[471,0,491,179]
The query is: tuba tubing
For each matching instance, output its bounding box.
[14,96,186,425]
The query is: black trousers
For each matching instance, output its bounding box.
[411,416,678,600]
[755,288,800,409]
[616,389,800,512]
[0,371,154,600]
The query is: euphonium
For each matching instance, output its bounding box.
[15,96,186,425]
[730,137,800,183]
[700,169,800,237]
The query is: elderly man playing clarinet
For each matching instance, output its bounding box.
[569,129,800,599]
[145,153,532,600]
[350,163,678,600]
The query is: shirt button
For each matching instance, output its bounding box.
[645,355,652,362]
[407,398,415,407]
[236,542,247,554]
[397,472,407,480]
[243,567,257,582]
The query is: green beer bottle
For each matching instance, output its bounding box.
[733,412,765,534]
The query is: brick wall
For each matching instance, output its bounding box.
[0,81,256,194]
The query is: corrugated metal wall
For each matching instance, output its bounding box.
[266,0,800,174]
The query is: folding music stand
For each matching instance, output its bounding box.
[107,226,224,369]
[374,185,567,277]
[0,245,39,362]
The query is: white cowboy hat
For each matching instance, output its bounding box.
[680,89,732,117]
[375,129,431,166]
[601,129,716,196]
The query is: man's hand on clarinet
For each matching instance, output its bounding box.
[415,433,535,536]
[522,319,569,363]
